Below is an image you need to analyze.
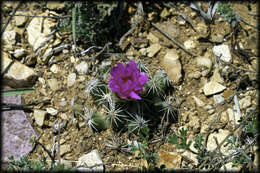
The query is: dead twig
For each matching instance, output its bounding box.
[6,14,71,19]
[151,23,195,57]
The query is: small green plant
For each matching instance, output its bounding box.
[217,2,238,24]
[168,127,192,150]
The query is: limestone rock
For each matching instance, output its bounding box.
[195,56,212,73]
[213,44,232,63]
[147,32,159,43]
[50,64,60,74]
[2,52,37,88]
[213,94,225,105]
[75,62,89,75]
[26,12,56,51]
[46,108,58,116]
[193,96,205,107]
[13,48,26,59]
[157,151,182,169]
[210,68,224,84]
[184,40,196,49]
[239,96,251,109]
[147,43,161,57]
[77,149,104,171]
[67,72,76,87]
[2,30,17,49]
[47,78,60,91]
[46,2,66,10]
[60,144,71,156]
[203,81,226,96]
[226,108,241,125]
[34,109,47,127]
[161,49,182,85]
[14,12,28,26]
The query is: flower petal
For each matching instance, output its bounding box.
[110,63,125,77]
[139,72,148,85]
[129,91,141,100]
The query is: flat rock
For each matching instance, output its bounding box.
[75,62,89,75]
[2,30,17,49]
[195,56,212,70]
[203,81,226,96]
[14,12,28,26]
[60,144,71,156]
[161,49,182,85]
[2,52,37,88]
[47,78,60,91]
[239,96,251,109]
[46,2,66,10]
[13,48,26,59]
[213,44,232,63]
[226,108,241,125]
[46,107,58,116]
[210,68,224,84]
[77,149,104,171]
[34,109,47,127]
[2,94,38,166]
[213,94,225,105]
[26,12,56,51]
[50,64,60,74]
[67,72,77,87]
[157,151,182,169]
[147,32,159,43]
[184,40,196,49]
[147,43,161,57]
[192,96,205,107]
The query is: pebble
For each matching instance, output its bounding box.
[139,48,147,56]
[60,144,71,156]
[161,49,182,85]
[47,78,60,91]
[46,2,66,10]
[34,109,47,127]
[75,62,89,74]
[50,64,60,74]
[203,81,226,96]
[146,43,161,57]
[188,116,200,133]
[195,56,212,70]
[46,108,58,116]
[184,40,196,49]
[14,12,28,26]
[77,149,104,171]
[213,44,232,63]
[226,108,240,125]
[213,94,225,105]
[2,52,37,88]
[239,96,251,109]
[13,48,26,59]
[67,72,76,87]
[2,30,17,48]
[157,151,182,169]
[210,68,224,84]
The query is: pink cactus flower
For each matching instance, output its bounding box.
[109,60,148,100]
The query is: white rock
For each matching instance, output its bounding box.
[26,12,56,51]
[2,52,37,88]
[46,108,58,116]
[13,48,26,59]
[195,56,212,70]
[34,109,46,127]
[47,78,60,91]
[14,12,28,26]
[50,64,60,74]
[193,96,205,107]
[184,40,196,49]
[226,108,240,125]
[60,144,71,156]
[213,44,232,63]
[188,116,200,132]
[139,48,147,56]
[46,2,66,10]
[77,149,104,171]
[75,62,89,75]
[203,104,213,111]
[60,98,67,107]
[203,81,226,96]
[147,43,161,57]
[207,129,232,155]
[67,73,76,87]
[2,30,17,48]
[161,49,182,85]
[147,32,159,43]
[239,96,251,109]
[213,94,225,105]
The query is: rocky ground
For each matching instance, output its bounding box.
[1,1,259,171]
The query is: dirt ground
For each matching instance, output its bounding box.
[1,1,258,171]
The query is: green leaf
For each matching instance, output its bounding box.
[168,134,178,144]
[2,88,34,96]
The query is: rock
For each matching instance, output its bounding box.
[195,56,212,71]
[14,12,28,26]
[77,149,104,171]
[220,111,229,125]
[139,48,147,56]
[211,33,224,43]
[210,68,224,84]
[226,108,240,125]
[239,96,251,109]
[196,22,208,37]
[189,71,201,79]
[46,108,58,116]
[213,44,232,63]
[2,52,37,88]
[46,2,66,10]
[213,94,225,105]
[184,40,196,49]
[207,129,233,155]
[47,78,60,91]
[182,151,198,166]
[13,48,26,59]
[157,151,182,169]
[200,123,209,134]
[160,8,170,18]
[207,109,215,115]
[2,30,17,49]
[75,62,89,75]
[203,81,226,96]
[188,115,200,133]
[147,32,159,43]
[161,49,182,85]
[60,98,67,107]
[60,144,71,156]
[2,94,38,164]
[67,73,77,87]
[42,48,53,63]
[34,109,47,127]
[193,96,205,107]
[50,64,60,74]
[26,12,56,51]
[147,43,161,57]
[60,113,68,120]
